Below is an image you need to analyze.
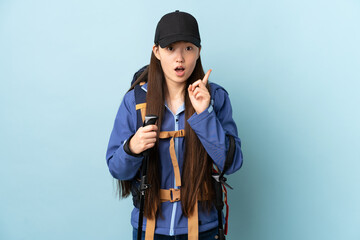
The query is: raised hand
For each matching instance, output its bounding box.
[188,69,212,114]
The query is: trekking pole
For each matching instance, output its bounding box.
[213,173,226,240]
[212,134,235,240]
[137,115,158,240]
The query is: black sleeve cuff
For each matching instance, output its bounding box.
[123,134,143,157]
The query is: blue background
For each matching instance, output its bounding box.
[1,0,359,239]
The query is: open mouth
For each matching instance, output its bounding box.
[175,66,185,72]
[175,66,185,77]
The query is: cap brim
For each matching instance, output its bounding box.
[158,35,201,48]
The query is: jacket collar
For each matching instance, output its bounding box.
[141,82,148,92]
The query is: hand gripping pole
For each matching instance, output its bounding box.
[137,115,158,240]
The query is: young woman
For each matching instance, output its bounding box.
[106,10,243,240]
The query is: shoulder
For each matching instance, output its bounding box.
[209,82,228,96]
[208,82,233,114]
[120,88,136,112]
[209,81,230,103]
[121,84,148,110]
[124,88,136,103]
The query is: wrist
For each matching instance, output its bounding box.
[196,103,210,115]
[123,135,142,157]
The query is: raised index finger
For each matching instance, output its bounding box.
[202,69,212,85]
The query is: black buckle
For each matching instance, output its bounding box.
[212,174,233,190]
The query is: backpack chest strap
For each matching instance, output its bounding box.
[145,188,201,240]
[158,130,185,187]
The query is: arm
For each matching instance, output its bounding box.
[187,84,243,174]
[105,91,144,180]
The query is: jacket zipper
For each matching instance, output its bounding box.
[169,114,179,236]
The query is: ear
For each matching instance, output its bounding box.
[197,46,201,59]
[153,45,161,60]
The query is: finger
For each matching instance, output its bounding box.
[143,137,157,145]
[193,87,202,97]
[202,69,212,85]
[143,131,157,139]
[143,125,158,132]
[189,84,199,95]
[194,91,200,99]
[188,84,193,93]
[194,91,206,100]
[188,86,195,99]
[191,79,205,91]
[145,142,155,149]
[194,83,209,95]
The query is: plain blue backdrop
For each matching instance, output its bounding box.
[1,0,359,239]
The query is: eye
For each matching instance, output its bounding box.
[186,46,193,51]
[166,46,174,51]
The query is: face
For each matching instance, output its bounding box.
[153,41,201,86]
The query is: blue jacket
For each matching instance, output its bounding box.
[106,82,243,236]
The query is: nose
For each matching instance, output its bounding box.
[175,49,184,63]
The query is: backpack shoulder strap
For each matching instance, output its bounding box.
[131,65,149,130]
[220,134,236,179]
[134,84,147,130]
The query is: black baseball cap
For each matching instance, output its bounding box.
[154,10,201,48]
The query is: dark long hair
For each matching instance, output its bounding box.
[117,50,214,219]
